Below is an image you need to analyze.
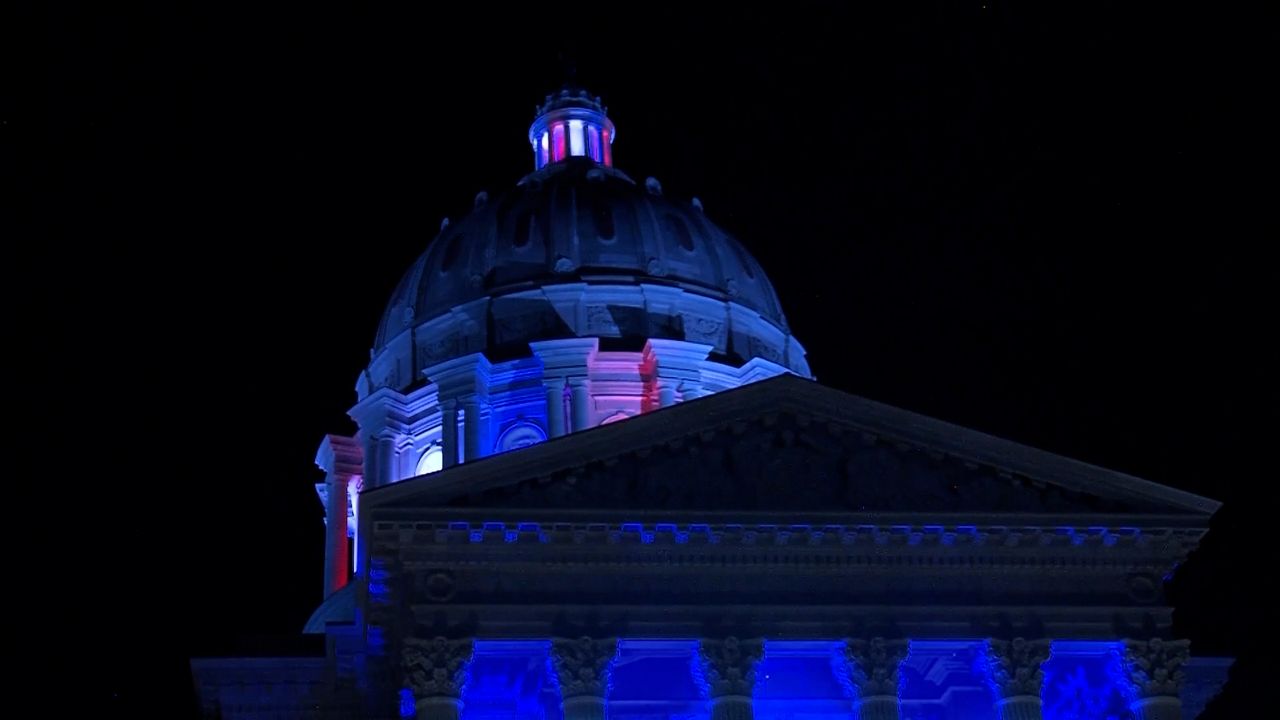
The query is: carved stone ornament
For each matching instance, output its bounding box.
[834,637,908,698]
[696,637,764,698]
[550,636,618,698]
[401,637,474,699]
[982,638,1050,698]
[1120,639,1190,700]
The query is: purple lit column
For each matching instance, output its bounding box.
[315,435,363,597]
[981,638,1050,720]
[697,637,763,720]
[834,638,907,720]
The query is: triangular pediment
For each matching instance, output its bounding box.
[364,375,1218,521]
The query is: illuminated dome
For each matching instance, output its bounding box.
[374,159,791,353]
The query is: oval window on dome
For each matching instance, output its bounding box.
[662,214,695,252]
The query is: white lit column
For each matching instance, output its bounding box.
[657,380,677,408]
[697,637,763,720]
[643,339,713,405]
[569,378,592,431]
[314,435,363,598]
[531,339,598,436]
[1121,639,1190,720]
[403,637,474,720]
[551,637,617,720]
[424,353,492,467]
[543,379,567,438]
[440,399,459,468]
[835,638,907,720]
[982,639,1050,720]
[461,395,487,462]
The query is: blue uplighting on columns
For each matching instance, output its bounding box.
[1041,641,1131,720]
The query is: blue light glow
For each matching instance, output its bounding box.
[1042,641,1129,720]
[398,689,415,717]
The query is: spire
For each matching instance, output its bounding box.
[528,84,615,170]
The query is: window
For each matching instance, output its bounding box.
[416,446,443,475]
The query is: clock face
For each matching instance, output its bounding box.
[496,421,548,453]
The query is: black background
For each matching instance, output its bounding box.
[41,3,1270,717]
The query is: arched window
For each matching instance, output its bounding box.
[495,421,547,454]
[416,446,443,476]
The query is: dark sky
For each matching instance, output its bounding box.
[44,3,1270,718]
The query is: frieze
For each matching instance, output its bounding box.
[371,520,1202,555]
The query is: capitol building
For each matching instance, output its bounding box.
[192,86,1231,720]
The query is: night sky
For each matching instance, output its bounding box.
[45,3,1269,718]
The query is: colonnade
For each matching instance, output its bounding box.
[401,636,1191,720]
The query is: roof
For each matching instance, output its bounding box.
[365,375,1220,520]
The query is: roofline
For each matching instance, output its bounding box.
[364,375,1221,516]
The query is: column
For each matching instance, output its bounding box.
[375,432,397,484]
[551,636,617,720]
[1120,639,1190,720]
[643,339,713,404]
[315,435,363,598]
[697,637,764,720]
[530,338,597,435]
[569,378,592,431]
[544,378,567,438]
[461,395,487,463]
[834,638,907,720]
[402,637,474,720]
[657,380,677,408]
[424,353,493,466]
[981,638,1050,720]
[679,380,704,401]
[440,399,459,468]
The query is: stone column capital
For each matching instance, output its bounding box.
[402,637,475,700]
[981,638,1050,700]
[550,636,618,699]
[1119,639,1190,701]
[834,637,908,699]
[696,637,765,699]
[315,434,364,477]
